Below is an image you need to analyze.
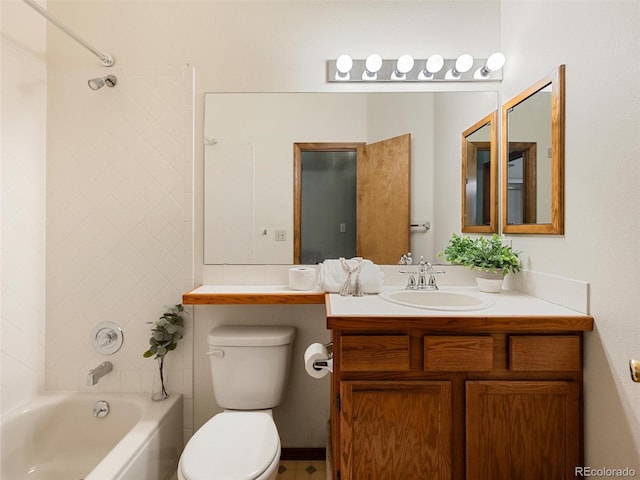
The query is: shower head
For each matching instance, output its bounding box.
[88,75,117,90]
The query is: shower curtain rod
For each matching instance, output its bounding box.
[23,0,115,66]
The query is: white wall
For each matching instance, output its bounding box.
[0,0,47,414]
[500,0,640,472]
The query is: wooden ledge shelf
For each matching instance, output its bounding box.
[182,286,326,305]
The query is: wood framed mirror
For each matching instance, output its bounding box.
[502,64,565,234]
[461,111,498,233]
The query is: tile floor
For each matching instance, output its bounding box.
[277,460,327,480]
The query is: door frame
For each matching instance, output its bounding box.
[293,142,364,264]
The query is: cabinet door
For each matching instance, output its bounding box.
[340,381,452,480]
[466,381,580,480]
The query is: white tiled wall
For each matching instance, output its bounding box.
[510,270,590,315]
[1,0,47,414]
[43,65,195,435]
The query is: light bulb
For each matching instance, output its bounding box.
[476,52,506,79]
[396,54,414,74]
[365,54,382,73]
[426,54,444,74]
[418,54,444,80]
[335,54,353,80]
[363,54,383,80]
[336,54,353,74]
[455,54,474,74]
[391,54,414,80]
[486,52,505,72]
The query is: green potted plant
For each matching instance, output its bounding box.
[143,304,186,400]
[440,233,521,293]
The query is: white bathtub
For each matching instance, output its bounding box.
[1,392,183,480]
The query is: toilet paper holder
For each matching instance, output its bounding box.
[313,342,333,371]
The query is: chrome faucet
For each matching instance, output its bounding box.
[87,361,113,386]
[418,257,442,290]
[401,257,444,290]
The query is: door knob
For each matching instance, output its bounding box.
[630,359,640,383]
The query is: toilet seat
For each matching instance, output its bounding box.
[180,411,280,480]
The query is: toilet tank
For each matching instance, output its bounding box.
[207,325,296,410]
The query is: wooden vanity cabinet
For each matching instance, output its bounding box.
[327,317,593,480]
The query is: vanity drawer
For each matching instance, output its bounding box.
[424,335,493,371]
[340,335,410,371]
[509,335,581,371]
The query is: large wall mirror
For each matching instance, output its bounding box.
[204,91,497,264]
[501,65,565,234]
[461,111,498,233]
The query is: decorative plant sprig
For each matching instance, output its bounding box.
[143,304,186,399]
[439,233,521,276]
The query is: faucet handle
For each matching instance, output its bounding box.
[399,270,418,289]
[399,253,413,265]
[96,330,117,347]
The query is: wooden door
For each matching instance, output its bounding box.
[466,380,580,480]
[357,134,411,264]
[340,380,452,480]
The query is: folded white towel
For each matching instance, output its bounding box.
[319,257,385,295]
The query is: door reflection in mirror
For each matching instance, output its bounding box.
[294,135,410,265]
[461,111,497,233]
[506,142,537,224]
[299,150,357,264]
[507,154,524,224]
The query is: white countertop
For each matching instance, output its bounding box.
[187,285,324,294]
[327,286,588,318]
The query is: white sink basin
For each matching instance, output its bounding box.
[379,289,494,311]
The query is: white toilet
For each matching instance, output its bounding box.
[178,325,296,480]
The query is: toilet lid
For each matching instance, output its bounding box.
[181,411,279,480]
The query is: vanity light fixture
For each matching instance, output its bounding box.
[475,52,506,79]
[362,53,383,80]
[328,53,504,82]
[335,54,353,80]
[391,54,415,80]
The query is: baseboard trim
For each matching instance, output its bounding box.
[281,448,326,461]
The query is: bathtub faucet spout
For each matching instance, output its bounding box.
[87,361,113,386]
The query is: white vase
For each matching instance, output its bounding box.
[475,270,504,293]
